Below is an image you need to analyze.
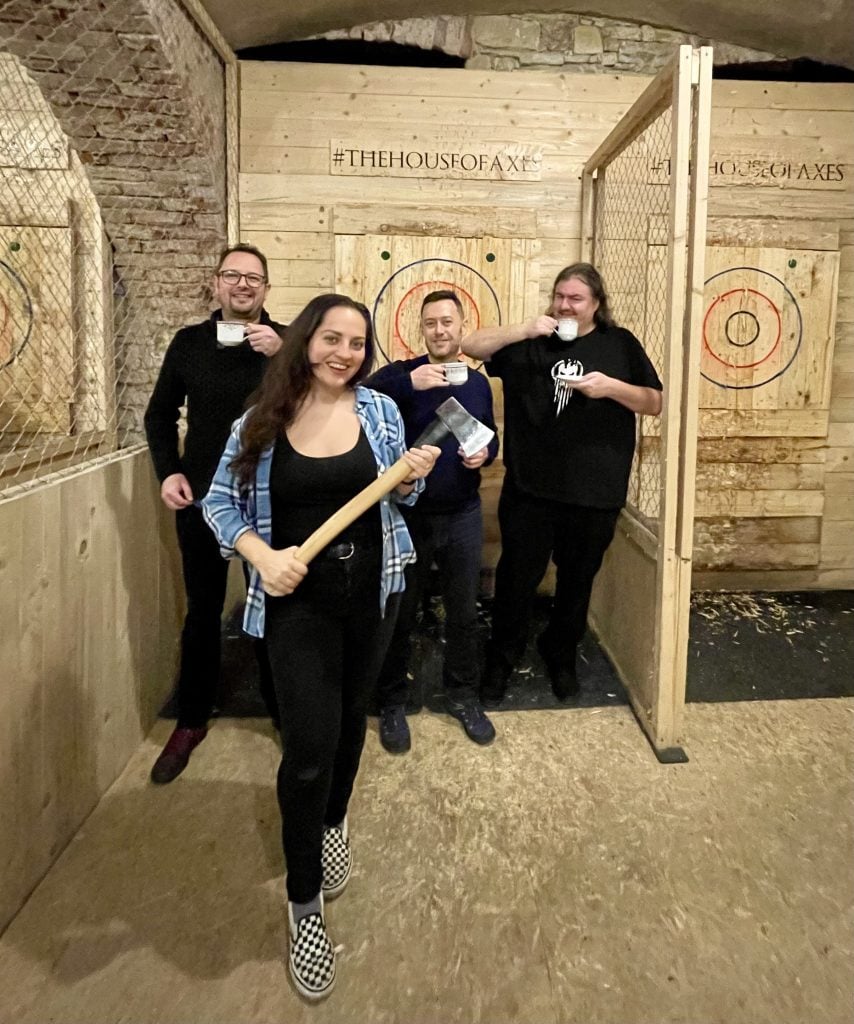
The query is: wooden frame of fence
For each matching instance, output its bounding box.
[581,46,713,760]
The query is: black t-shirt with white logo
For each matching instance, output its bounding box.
[487,323,662,508]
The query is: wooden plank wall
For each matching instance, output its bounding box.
[239,62,854,589]
[0,452,181,932]
[698,81,854,589]
[240,62,646,573]
[239,61,647,317]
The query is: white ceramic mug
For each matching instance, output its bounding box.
[216,320,246,346]
[444,361,469,385]
[556,318,578,341]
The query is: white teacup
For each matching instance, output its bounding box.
[217,320,246,346]
[556,318,578,341]
[444,361,469,385]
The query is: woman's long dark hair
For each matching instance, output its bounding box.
[550,262,615,329]
[230,293,375,486]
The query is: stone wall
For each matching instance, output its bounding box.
[319,13,777,72]
[0,0,229,442]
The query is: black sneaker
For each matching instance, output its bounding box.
[536,634,579,701]
[379,705,411,754]
[446,699,496,745]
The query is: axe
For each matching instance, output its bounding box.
[295,396,494,564]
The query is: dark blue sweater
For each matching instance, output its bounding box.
[366,356,499,514]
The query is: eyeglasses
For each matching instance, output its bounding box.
[217,269,267,287]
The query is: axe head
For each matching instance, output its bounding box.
[414,396,495,458]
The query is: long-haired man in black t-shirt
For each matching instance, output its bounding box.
[144,244,284,783]
[462,263,663,706]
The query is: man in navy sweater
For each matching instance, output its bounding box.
[366,290,499,752]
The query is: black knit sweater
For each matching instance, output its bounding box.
[144,310,285,500]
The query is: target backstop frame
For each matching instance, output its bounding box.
[581,45,713,761]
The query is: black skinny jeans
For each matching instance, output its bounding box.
[174,504,277,727]
[490,483,620,670]
[264,541,400,903]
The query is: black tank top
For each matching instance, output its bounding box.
[269,426,381,551]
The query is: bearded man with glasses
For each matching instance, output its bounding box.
[144,244,285,783]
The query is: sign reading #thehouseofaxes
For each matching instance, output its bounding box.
[330,140,543,180]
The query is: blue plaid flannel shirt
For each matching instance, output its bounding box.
[202,385,422,638]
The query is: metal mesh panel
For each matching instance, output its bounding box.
[1,1,226,496]
[1,49,113,488]
[592,109,672,529]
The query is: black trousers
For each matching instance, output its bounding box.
[264,541,400,903]
[174,504,277,728]
[375,504,483,709]
[490,483,620,671]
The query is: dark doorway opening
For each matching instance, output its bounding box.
[236,39,465,68]
[714,57,854,82]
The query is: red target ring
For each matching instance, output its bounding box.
[392,279,481,357]
[702,287,782,369]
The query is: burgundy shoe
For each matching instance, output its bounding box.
[150,726,207,785]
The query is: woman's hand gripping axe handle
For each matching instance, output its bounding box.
[294,397,493,565]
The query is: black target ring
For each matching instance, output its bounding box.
[724,309,760,347]
[0,258,34,371]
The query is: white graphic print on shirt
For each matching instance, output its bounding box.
[551,357,584,415]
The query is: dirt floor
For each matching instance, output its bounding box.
[0,698,851,1024]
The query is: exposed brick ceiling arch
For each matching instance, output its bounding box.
[1,0,227,310]
[199,0,854,69]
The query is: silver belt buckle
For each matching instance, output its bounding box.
[334,541,355,560]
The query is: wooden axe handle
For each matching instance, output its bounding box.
[294,455,413,565]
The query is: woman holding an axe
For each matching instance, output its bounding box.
[203,293,439,1000]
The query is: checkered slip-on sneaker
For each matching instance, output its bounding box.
[287,898,336,1001]
[321,817,352,899]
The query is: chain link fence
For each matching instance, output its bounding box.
[1,0,227,497]
[591,107,673,528]
[0,47,118,490]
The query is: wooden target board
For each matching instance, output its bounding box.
[335,232,540,570]
[334,234,538,370]
[0,252,32,371]
[0,223,74,437]
[699,247,838,418]
[641,243,838,431]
